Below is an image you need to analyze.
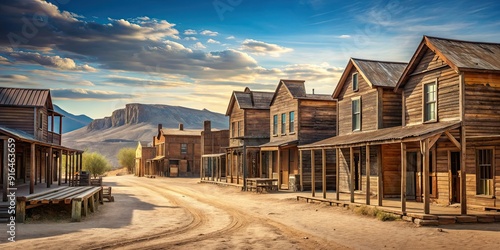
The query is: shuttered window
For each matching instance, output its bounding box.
[273,115,278,135]
[477,149,493,195]
[424,82,437,122]
[289,111,295,133]
[352,98,361,131]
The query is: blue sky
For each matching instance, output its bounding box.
[1,0,500,119]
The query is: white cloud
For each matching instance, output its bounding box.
[184,37,198,41]
[207,39,220,44]
[240,39,293,57]
[226,36,235,40]
[192,42,207,49]
[0,74,30,81]
[9,51,98,71]
[76,80,95,86]
[51,88,137,100]
[339,35,351,39]
[0,56,10,64]
[184,29,197,35]
[200,30,219,36]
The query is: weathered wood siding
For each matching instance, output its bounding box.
[381,89,402,128]
[403,48,460,125]
[245,109,270,146]
[228,101,244,147]
[464,72,500,137]
[270,83,298,142]
[301,149,336,191]
[0,106,35,136]
[382,143,401,196]
[298,100,336,144]
[337,146,380,194]
[337,67,380,135]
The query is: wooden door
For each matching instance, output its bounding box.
[354,152,360,190]
[450,151,461,203]
[281,150,289,189]
[406,152,417,200]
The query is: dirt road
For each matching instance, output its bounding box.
[2,175,500,249]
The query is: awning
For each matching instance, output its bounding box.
[151,155,165,161]
[202,153,226,158]
[260,139,299,151]
[299,120,461,150]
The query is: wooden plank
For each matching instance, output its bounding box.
[350,147,354,203]
[428,133,441,149]
[322,149,326,199]
[366,145,370,205]
[377,146,382,206]
[460,125,467,214]
[445,131,461,149]
[401,143,407,214]
[336,148,340,201]
[299,150,303,191]
[423,138,430,214]
[71,200,82,222]
[311,150,315,197]
[3,138,8,202]
[15,200,26,223]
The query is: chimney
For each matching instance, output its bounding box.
[179,123,184,130]
[204,120,211,132]
[158,124,162,132]
[312,88,315,95]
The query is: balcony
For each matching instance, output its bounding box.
[48,131,61,145]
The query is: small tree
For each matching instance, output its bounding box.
[117,147,136,173]
[83,152,111,178]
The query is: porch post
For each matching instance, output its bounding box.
[336,148,340,201]
[277,148,281,189]
[65,150,68,184]
[47,147,52,188]
[30,143,35,194]
[350,147,355,203]
[311,150,315,197]
[299,150,303,191]
[377,146,383,206]
[259,150,263,178]
[79,152,83,172]
[322,148,326,199]
[366,145,371,205]
[460,126,467,214]
[58,150,62,185]
[2,138,8,201]
[423,139,430,214]
[401,142,407,214]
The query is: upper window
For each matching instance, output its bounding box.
[237,121,241,137]
[352,98,361,131]
[281,113,286,135]
[38,111,43,129]
[181,143,188,154]
[273,115,278,135]
[289,111,295,133]
[423,81,437,122]
[477,149,493,195]
[352,72,359,92]
[231,122,236,137]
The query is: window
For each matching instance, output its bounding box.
[181,143,188,154]
[237,121,241,137]
[477,149,493,195]
[281,113,286,135]
[352,98,361,131]
[38,111,43,129]
[352,72,359,91]
[289,111,295,133]
[424,82,437,122]
[273,115,278,135]
[231,122,236,137]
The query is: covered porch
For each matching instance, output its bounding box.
[260,139,299,190]
[299,120,467,215]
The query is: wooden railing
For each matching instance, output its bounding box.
[48,131,61,145]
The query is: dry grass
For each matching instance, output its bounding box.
[352,205,400,221]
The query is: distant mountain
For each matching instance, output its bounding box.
[63,103,228,168]
[53,104,93,133]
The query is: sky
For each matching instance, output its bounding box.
[1,0,500,119]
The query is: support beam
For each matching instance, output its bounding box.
[47,147,52,188]
[335,148,340,201]
[423,138,430,214]
[259,151,263,178]
[428,133,441,149]
[460,126,467,214]
[366,145,371,205]
[322,149,326,199]
[445,131,461,150]
[30,144,35,194]
[277,149,281,189]
[299,150,303,191]
[377,146,383,206]
[79,152,83,172]
[311,150,315,197]
[350,147,354,203]
[65,151,68,184]
[401,143,407,215]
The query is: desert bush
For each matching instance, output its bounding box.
[117,147,136,173]
[83,152,111,178]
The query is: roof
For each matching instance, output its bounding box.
[299,120,461,149]
[161,128,202,136]
[270,79,334,106]
[333,58,407,98]
[396,36,500,89]
[0,87,52,108]
[225,87,273,115]
[0,125,82,152]
[201,153,226,158]
[260,139,299,149]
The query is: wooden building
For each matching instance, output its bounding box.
[0,87,83,200]
[200,120,230,179]
[225,87,273,185]
[300,36,500,214]
[261,80,337,190]
[134,141,155,177]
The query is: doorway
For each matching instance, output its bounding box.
[450,151,461,203]
[406,152,417,200]
[354,152,361,190]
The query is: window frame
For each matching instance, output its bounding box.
[352,72,359,92]
[351,97,361,131]
[231,122,236,137]
[423,80,438,123]
[289,111,295,134]
[476,148,494,196]
[281,113,286,135]
[237,121,241,137]
[38,110,43,130]
[181,143,188,154]
[272,115,278,136]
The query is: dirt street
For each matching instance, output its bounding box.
[2,175,500,249]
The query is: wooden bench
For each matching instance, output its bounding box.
[102,186,114,202]
[16,186,103,223]
[246,178,278,193]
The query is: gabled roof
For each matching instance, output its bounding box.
[0,87,53,108]
[396,36,500,89]
[161,128,202,136]
[333,58,407,98]
[225,87,273,116]
[270,79,334,106]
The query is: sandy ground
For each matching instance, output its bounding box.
[2,175,500,249]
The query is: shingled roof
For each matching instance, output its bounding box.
[0,87,52,108]
[333,58,407,98]
[270,79,334,105]
[225,87,273,115]
[396,36,500,89]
